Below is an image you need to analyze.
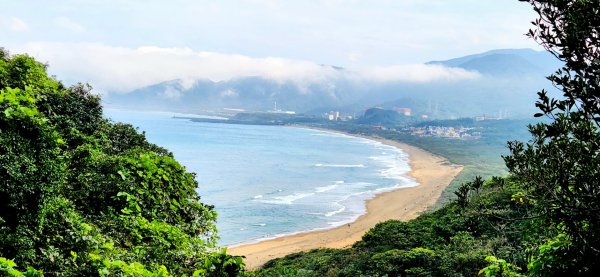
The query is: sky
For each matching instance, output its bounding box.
[0,0,540,93]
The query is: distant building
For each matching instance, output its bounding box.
[394,107,412,116]
[268,101,296,114]
[325,111,343,121]
[461,133,481,140]
[407,125,480,140]
[421,114,429,119]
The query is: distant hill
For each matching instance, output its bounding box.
[427,48,561,77]
[105,64,362,114]
[350,49,561,119]
[356,108,406,125]
[106,48,561,119]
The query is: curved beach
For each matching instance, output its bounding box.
[228,133,463,269]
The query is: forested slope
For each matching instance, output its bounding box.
[0,49,245,276]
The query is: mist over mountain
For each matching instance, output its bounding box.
[427,48,560,77]
[106,48,560,119]
[106,71,363,114]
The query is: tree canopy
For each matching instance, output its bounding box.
[506,0,600,274]
[0,48,245,276]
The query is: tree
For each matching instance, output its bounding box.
[505,0,600,275]
[0,50,245,276]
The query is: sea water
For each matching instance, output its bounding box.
[104,109,417,246]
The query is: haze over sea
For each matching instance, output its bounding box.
[105,109,417,245]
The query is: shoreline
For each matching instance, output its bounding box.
[228,127,463,269]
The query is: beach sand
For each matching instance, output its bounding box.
[228,131,463,269]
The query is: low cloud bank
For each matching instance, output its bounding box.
[19,42,480,94]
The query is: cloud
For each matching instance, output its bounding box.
[347,52,362,63]
[55,17,85,33]
[160,86,182,100]
[7,17,28,32]
[357,64,480,83]
[18,42,480,94]
[220,89,238,98]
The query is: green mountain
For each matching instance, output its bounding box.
[356,107,411,125]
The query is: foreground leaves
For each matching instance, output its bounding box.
[0,49,245,276]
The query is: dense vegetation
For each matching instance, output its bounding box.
[256,0,600,276]
[257,177,547,276]
[0,50,245,276]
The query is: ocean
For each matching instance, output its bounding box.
[104,109,417,246]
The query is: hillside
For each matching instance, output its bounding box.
[106,49,558,119]
[427,48,561,77]
[356,107,408,125]
[0,50,246,275]
[256,177,548,276]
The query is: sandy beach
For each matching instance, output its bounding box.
[228,130,463,269]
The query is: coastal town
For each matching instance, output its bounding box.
[406,126,482,140]
[322,106,489,140]
[372,125,483,140]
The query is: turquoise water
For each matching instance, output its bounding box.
[104,109,416,246]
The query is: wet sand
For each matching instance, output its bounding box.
[228,130,463,269]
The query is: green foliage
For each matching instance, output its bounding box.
[526,234,574,276]
[0,258,43,277]
[454,176,484,207]
[99,260,171,277]
[0,50,61,92]
[256,177,542,276]
[368,247,440,276]
[0,49,241,276]
[193,249,246,277]
[478,256,524,277]
[505,0,600,275]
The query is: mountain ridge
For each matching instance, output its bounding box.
[106,48,559,119]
